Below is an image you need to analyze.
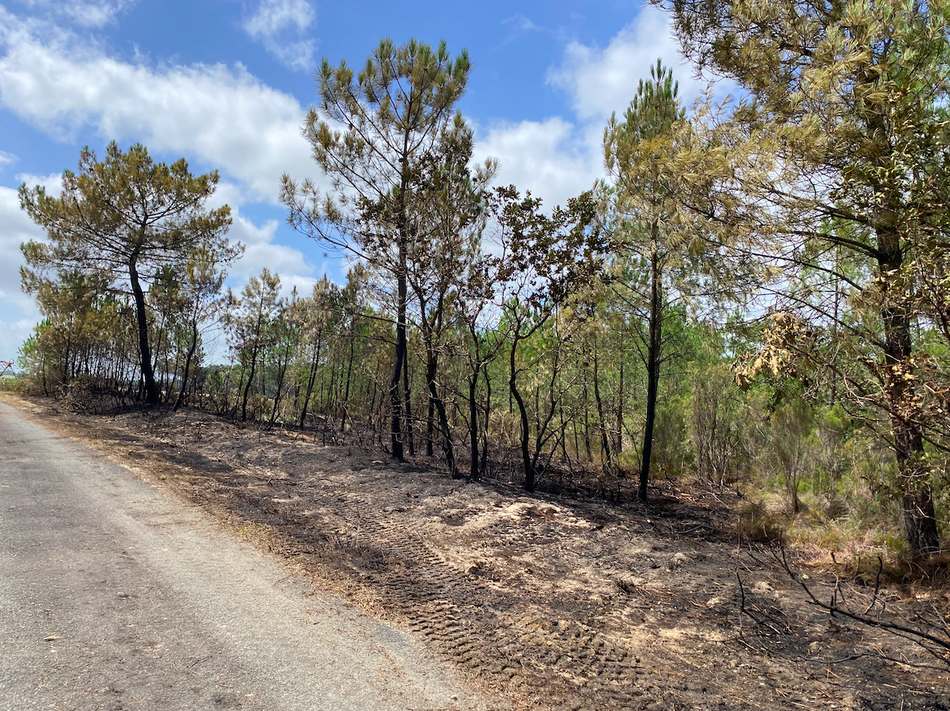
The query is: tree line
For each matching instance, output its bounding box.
[16,0,950,559]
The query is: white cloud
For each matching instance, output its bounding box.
[242,0,316,72]
[15,171,63,195]
[14,0,134,28]
[227,210,315,287]
[475,117,600,209]
[220,199,318,297]
[263,39,315,73]
[62,0,133,27]
[547,6,706,123]
[204,179,246,213]
[0,186,44,361]
[501,13,542,34]
[243,0,313,37]
[0,17,318,203]
[0,149,16,168]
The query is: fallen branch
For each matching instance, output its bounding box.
[771,546,950,669]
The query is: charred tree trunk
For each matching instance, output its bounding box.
[299,330,322,428]
[592,341,612,472]
[481,363,491,479]
[639,238,662,503]
[509,331,536,491]
[128,259,159,407]
[340,333,355,432]
[240,348,258,423]
[429,377,456,476]
[390,254,408,460]
[468,368,480,479]
[615,353,625,455]
[270,345,290,426]
[582,375,593,463]
[402,343,414,456]
[426,396,435,457]
[173,320,199,411]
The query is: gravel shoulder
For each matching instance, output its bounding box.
[0,398,491,711]
[4,395,949,710]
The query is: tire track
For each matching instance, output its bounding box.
[266,483,659,710]
[192,464,660,708]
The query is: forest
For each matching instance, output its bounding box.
[12,0,950,565]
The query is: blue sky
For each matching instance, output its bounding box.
[0,0,711,362]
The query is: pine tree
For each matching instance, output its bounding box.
[604,59,688,502]
[20,143,235,406]
[282,38,476,462]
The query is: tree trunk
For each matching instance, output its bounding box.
[173,321,199,411]
[468,369,480,479]
[390,236,410,459]
[615,353,625,455]
[270,345,290,426]
[62,335,70,387]
[592,341,612,471]
[481,362,491,479]
[128,259,159,406]
[41,352,48,396]
[403,343,414,456]
[299,331,322,428]
[240,348,257,422]
[555,359,568,463]
[639,239,662,503]
[876,222,939,557]
[152,315,168,403]
[340,333,355,432]
[326,356,338,419]
[369,356,380,431]
[509,332,536,491]
[422,339,456,474]
[167,348,181,405]
[582,376,593,463]
[426,395,435,457]
[391,299,407,461]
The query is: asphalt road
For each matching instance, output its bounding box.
[0,400,485,711]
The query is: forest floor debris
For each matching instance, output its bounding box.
[9,396,949,711]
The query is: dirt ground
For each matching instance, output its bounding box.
[8,395,949,710]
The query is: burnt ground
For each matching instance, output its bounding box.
[7,395,949,710]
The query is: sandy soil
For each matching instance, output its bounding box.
[8,396,949,710]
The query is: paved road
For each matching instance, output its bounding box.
[0,400,485,710]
